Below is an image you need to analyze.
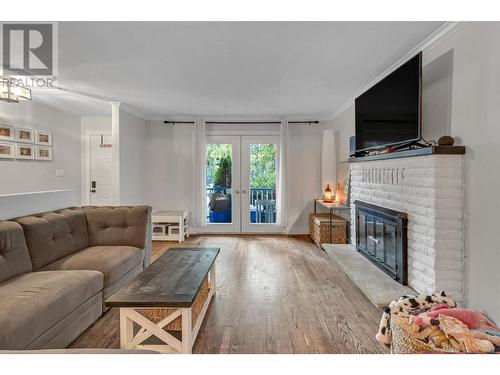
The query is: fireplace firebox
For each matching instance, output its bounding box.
[354,201,408,285]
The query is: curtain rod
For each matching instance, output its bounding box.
[163,120,319,125]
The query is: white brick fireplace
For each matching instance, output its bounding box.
[349,155,464,301]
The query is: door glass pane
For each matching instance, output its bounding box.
[358,214,366,250]
[375,220,385,262]
[366,216,375,255]
[384,224,397,270]
[249,144,277,224]
[206,144,232,224]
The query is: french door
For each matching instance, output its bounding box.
[204,135,280,233]
[204,136,241,233]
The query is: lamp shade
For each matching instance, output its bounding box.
[321,129,337,197]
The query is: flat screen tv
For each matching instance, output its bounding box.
[355,52,422,153]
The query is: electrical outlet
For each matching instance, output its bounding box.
[55,169,65,177]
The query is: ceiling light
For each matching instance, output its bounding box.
[0,77,32,103]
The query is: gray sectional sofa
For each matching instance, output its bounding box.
[0,206,152,350]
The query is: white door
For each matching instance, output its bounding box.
[204,135,281,233]
[204,135,241,233]
[88,133,113,206]
[241,136,280,233]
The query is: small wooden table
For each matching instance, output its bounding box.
[105,247,219,354]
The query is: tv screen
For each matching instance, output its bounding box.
[355,52,422,152]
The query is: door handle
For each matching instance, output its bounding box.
[235,190,240,194]
[242,190,247,194]
[90,189,96,193]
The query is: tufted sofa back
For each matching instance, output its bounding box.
[0,221,33,283]
[14,208,89,270]
[83,206,151,249]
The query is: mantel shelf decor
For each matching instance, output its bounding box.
[344,146,465,163]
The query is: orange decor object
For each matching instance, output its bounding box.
[323,184,333,203]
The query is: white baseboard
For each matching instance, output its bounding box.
[285,226,310,235]
[192,226,287,235]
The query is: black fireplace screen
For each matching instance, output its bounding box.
[354,201,408,285]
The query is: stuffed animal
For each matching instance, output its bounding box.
[470,330,500,346]
[415,305,499,331]
[438,315,495,353]
[375,291,457,345]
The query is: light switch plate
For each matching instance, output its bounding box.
[56,169,65,177]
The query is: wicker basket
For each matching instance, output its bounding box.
[390,316,459,354]
[143,276,210,331]
[309,213,347,246]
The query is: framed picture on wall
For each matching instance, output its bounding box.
[0,142,15,159]
[36,146,53,161]
[16,144,35,160]
[0,124,15,141]
[35,130,52,146]
[16,128,34,143]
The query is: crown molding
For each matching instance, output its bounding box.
[326,21,470,122]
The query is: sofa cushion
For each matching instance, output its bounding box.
[83,206,150,249]
[15,208,89,270]
[41,245,144,288]
[0,270,103,350]
[0,221,33,284]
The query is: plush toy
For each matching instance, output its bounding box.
[415,305,498,331]
[470,330,500,346]
[438,315,495,353]
[375,291,456,345]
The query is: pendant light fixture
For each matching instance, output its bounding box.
[0,77,32,103]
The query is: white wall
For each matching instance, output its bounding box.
[425,22,500,323]
[144,121,196,213]
[326,22,500,323]
[143,121,326,234]
[118,109,147,205]
[287,123,327,233]
[0,100,81,218]
[80,116,111,203]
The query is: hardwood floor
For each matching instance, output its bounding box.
[69,235,387,353]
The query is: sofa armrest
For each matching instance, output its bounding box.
[83,206,152,268]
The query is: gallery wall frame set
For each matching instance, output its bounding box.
[0,124,53,160]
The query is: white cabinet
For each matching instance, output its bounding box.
[152,210,189,242]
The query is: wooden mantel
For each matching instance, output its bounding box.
[344,145,465,163]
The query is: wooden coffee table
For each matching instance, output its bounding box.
[105,247,219,354]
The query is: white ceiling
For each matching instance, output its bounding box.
[33,22,444,120]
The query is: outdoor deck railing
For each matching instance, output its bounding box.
[206,187,276,206]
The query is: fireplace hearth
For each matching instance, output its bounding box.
[354,201,408,285]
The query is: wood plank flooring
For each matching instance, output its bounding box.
[69,235,387,353]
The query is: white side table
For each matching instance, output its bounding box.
[152,210,190,243]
